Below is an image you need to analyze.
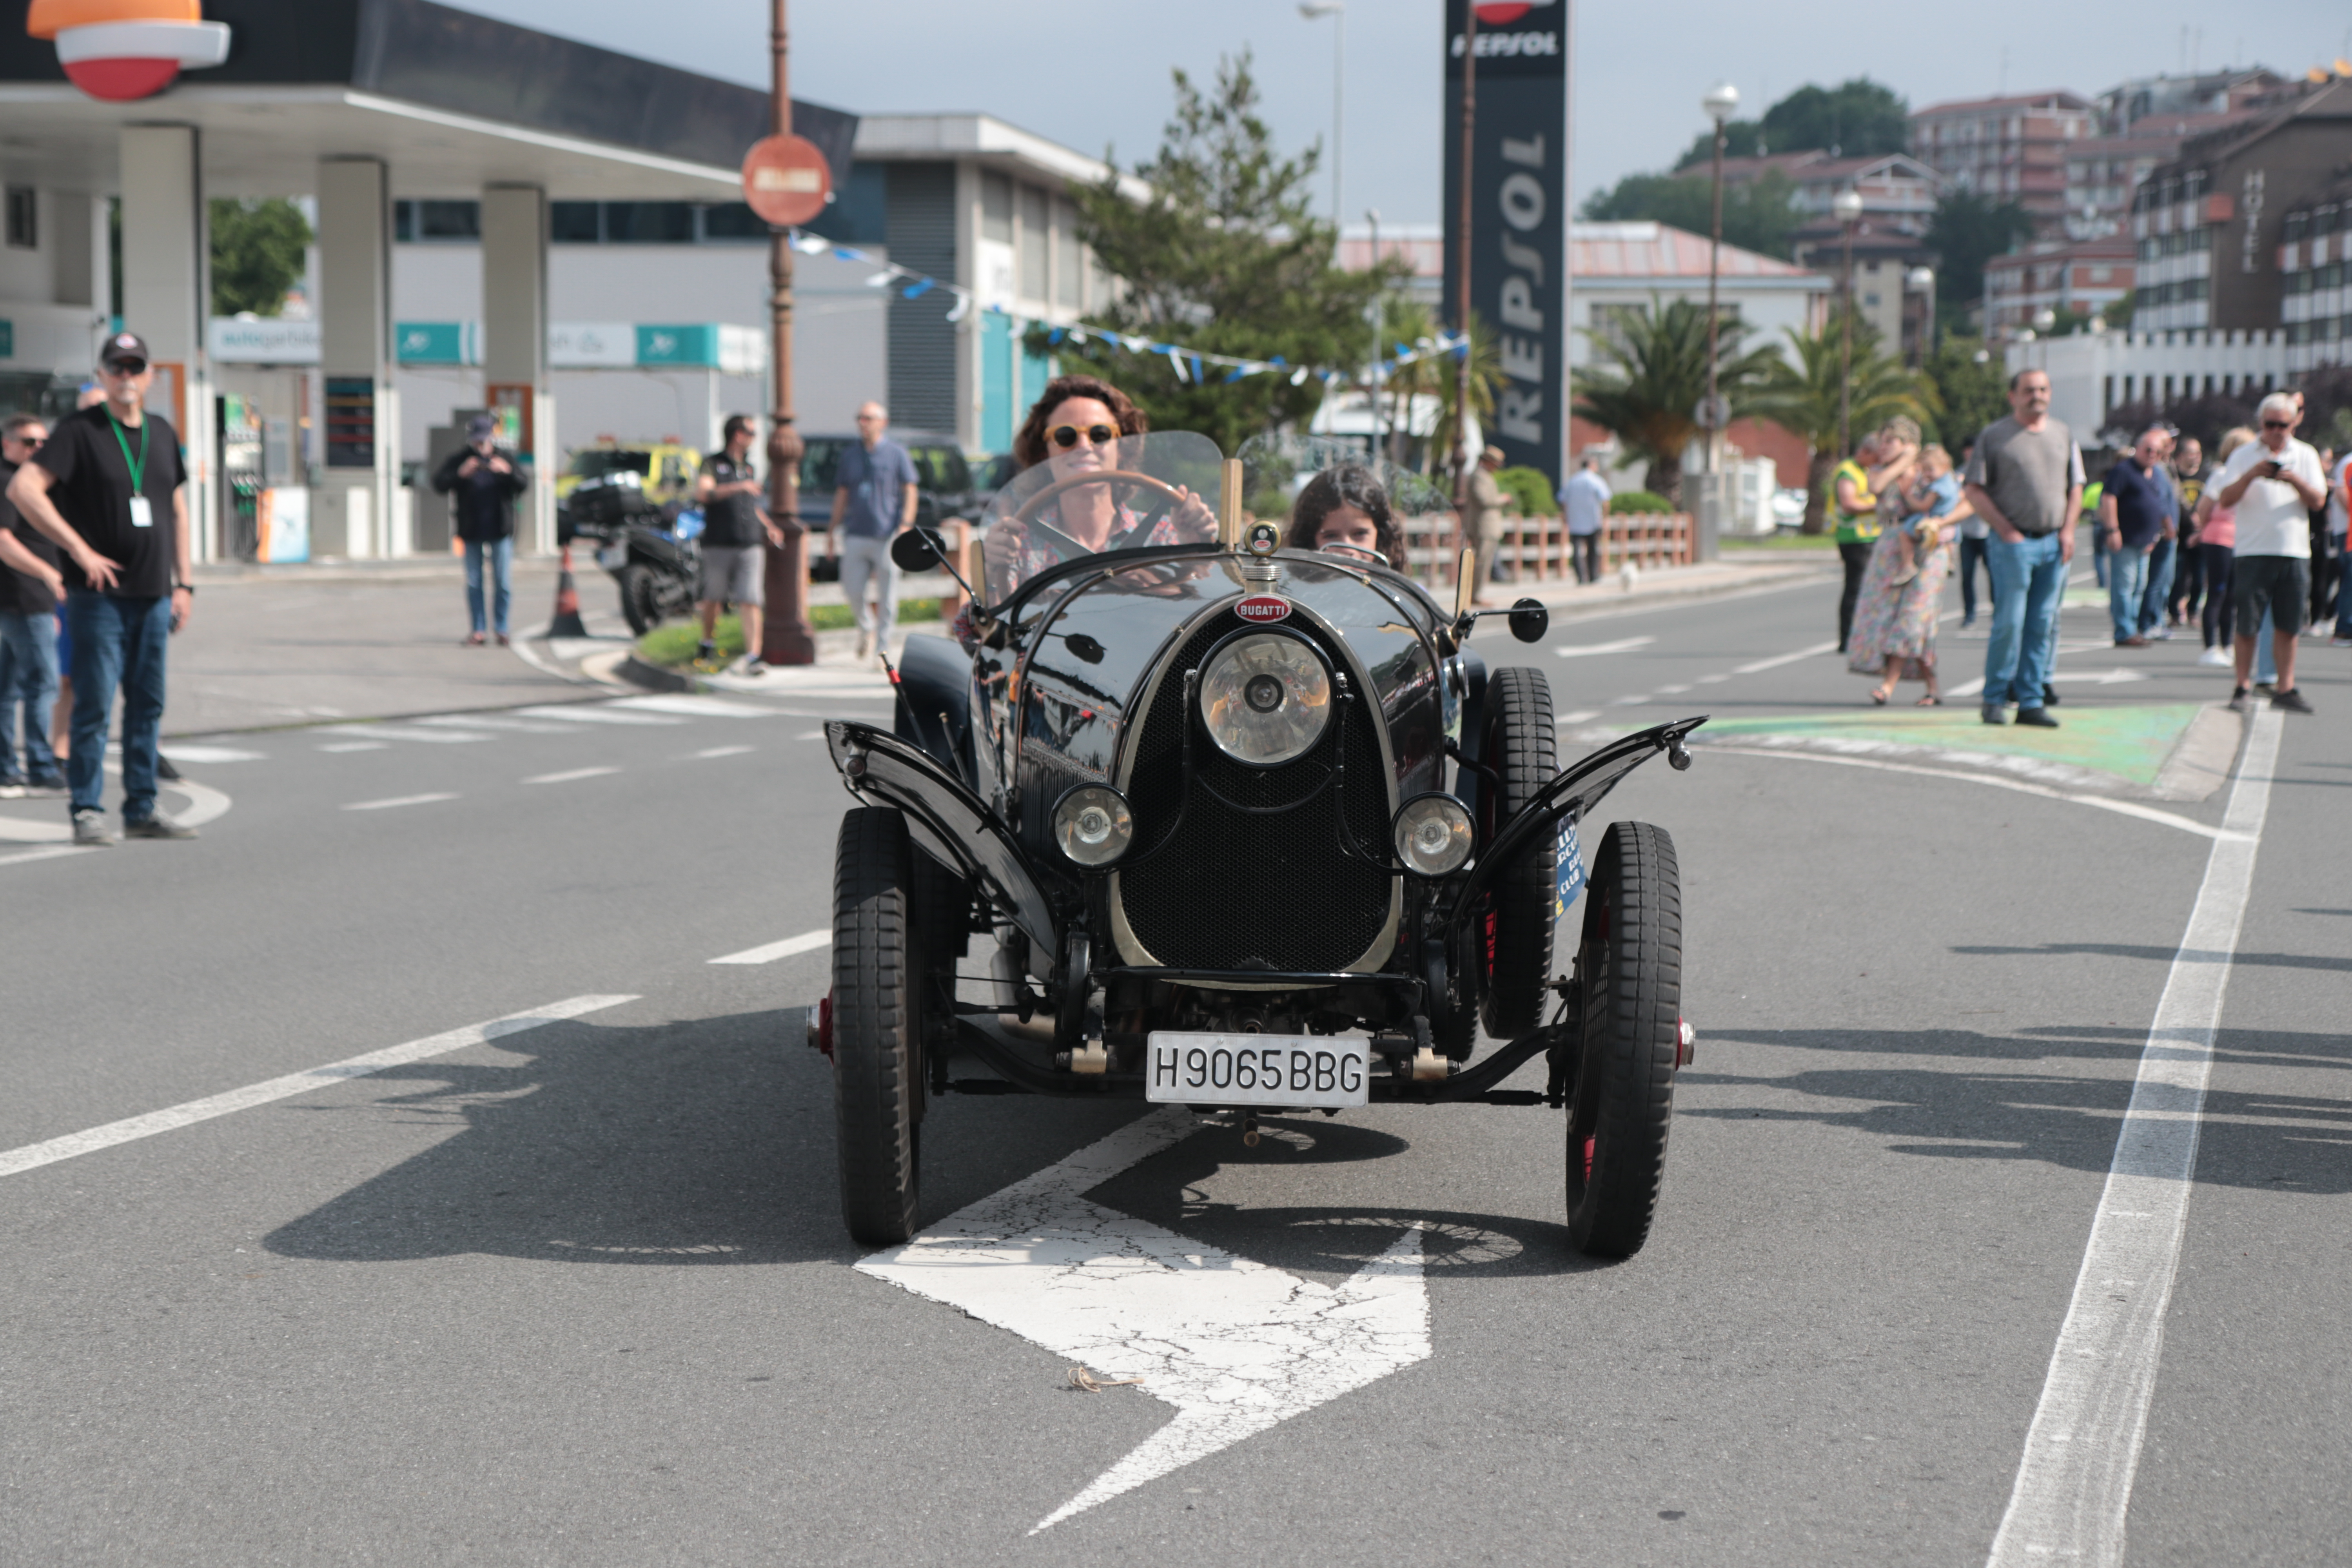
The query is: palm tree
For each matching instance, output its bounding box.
[1368,294,1442,467]
[1745,310,1940,534]
[1426,310,1503,485]
[1572,295,1779,506]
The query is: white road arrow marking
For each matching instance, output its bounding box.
[1553,634,1654,658]
[856,1108,1430,1534]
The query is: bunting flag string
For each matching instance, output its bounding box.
[788,227,1463,387]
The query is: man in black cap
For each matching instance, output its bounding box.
[5,332,195,844]
[432,412,527,646]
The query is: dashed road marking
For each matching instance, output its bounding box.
[342,792,460,811]
[0,845,94,868]
[1732,639,1840,675]
[327,724,493,745]
[0,995,638,1181]
[710,929,831,965]
[1552,635,1655,659]
[516,704,683,726]
[524,766,621,785]
[1555,709,1601,725]
[692,745,755,759]
[609,694,779,719]
[318,741,388,753]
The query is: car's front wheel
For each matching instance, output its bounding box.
[831,807,924,1245]
[1564,820,1681,1259]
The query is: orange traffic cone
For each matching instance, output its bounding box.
[548,544,589,638]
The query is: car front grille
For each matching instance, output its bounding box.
[1116,609,1396,973]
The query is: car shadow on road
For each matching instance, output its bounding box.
[1951,940,2352,975]
[1683,1022,2352,1194]
[262,1008,1154,1269]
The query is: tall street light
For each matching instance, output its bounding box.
[1452,1,1477,522]
[1832,184,1864,465]
[1299,2,1344,233]
[1699,81,1738,557]
[761,0,816,664]
[1904,264,1936,366]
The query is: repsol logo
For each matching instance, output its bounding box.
[1450,31,1561,58]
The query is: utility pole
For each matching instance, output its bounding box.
[1700,82,1737,559]
[1833,185,1863,466]
[1453,2,1477,517]
[762,0,817,665]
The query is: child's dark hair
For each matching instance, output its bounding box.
[1285,463,1404,569]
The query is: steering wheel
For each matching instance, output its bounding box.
[1012,468,1196,531]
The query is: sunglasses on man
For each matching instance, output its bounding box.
[2260,418,2293,430]
[1048,422,1120,450]
[102,360,148,377]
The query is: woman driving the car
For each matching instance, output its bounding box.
[1285,463,1406,570]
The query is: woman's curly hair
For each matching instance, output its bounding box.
[1286,463,1405,570]
[1012,375,1149,470]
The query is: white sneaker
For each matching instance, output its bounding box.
[2196,646,2232,667]
[855,630,872,660]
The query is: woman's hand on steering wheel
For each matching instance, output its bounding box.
[1166,485,1216,543]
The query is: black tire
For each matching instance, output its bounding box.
[617,563,662,636]
[1478,665,1559,1040]
[831,807,924,1245]
[1564,821,1681,1259]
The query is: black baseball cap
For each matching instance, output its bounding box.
[100,332,150,369]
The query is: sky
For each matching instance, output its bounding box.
[460,0,2352,225]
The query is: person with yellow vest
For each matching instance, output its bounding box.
[1831,420,1919,652]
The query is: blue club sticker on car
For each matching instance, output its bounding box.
[1555,812,1585,916]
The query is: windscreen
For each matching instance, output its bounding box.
[979,427,1224,604]
[1237,432,1454,579]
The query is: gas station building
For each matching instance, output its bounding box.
[0,0,1111,565]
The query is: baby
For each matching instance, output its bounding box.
[1890,443,1963,586]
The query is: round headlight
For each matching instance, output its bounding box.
[1393,793,1474,877]
[1053,785,1134,867]
[1199,632,1331,766]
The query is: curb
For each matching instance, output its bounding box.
[617,654,699,693]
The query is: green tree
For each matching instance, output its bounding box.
[1572,295,1780,506]
[1674,77,1909,167]
[1924,191,2035,327]
[1744,310,1939,533]
[1047,52,1401,455]
[210,198,312,318]
[1367,293,1442,467]
[1427,309,1504,486]
[1921,335,2008,452]
[2101,290,2137,329]
[1581,169,1799,260]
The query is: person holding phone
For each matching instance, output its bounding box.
[2212,391,2326,713]
[4,332,195,843]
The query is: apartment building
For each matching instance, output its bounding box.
[1982,239,2135,332]
[1907,92,2096,236]
[2278,180,2352,373]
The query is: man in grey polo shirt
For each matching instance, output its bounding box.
[1962,368,2083,729]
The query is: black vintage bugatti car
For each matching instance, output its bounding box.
[813,430,1703,1259]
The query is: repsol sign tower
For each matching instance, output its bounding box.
[1442,0,1570,492]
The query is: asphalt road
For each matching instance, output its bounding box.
[2,566,2345,1566]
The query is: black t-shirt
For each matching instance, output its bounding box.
[34,405,187,597]
[699,453,764,548]
[0,459,63,616]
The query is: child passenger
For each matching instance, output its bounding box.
[1285,463,1407,570]
[1891,443,1966,586]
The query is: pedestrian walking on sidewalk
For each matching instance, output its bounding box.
[1562,455,1608,585]
[431,414,526,647]
[1830,422,1918,652]
[4,332,197,843]
[693,415,784,675]
[2099,426,2172,647]
[2214,391,2326,714]
[0,414,64,797]
[828,402,918,663]
[1462,446,1512,604]
[2168,436,2209,631]
[1962,368,2082,729]
[2329,444,2352,645]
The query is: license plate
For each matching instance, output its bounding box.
[597,544,628,570]
[1144,1033,1371,1108]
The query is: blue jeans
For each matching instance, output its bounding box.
[464,535,513,636]
[2091,532,2111,588]
[2336,546,2352,638]
[2108,545,2149,641]
[65,589,171,819]
[1984,532,2065,708]
[2140,536,2176,633]
[1957,534,1990,624]
[0,608,62,780]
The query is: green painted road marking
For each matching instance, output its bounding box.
[1696,704,2207,788]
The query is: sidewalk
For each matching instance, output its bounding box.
[1471,551,1836,618]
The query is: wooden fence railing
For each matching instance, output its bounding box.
[1396,510,1694,588]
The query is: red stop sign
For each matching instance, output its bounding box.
[741,135,832,227]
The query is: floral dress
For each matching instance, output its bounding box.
[1846,499,1953,676]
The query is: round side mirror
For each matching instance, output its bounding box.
[891,526,945,572]
[1507,597,1549,644]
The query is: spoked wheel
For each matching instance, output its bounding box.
[831,807,925,1245]
[1564,821,1682,1259]
[1477,665,1559,1041]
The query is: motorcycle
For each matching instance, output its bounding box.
[559,470,702,636]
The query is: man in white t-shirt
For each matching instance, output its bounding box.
[2214,390,2327,713]
[2330,446,2352,645]
[1561,455,1609,584]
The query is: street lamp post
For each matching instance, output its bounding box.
[1299,2,1345,233]
[1832,185,1864,466]
[1699,81,1738,559]
[1904,264,1936,367]
[2033,305,2057,373]
[1452,1,1477,535]
[761,0,817,664]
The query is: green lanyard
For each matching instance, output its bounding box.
[108,413,149,494]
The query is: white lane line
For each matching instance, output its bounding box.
[408,713,572,733]
[327,724,494,744]
[341,792,460,811]
[1986,705,2282,1568]
[1695,672,1729,684]
[524,766,621,785]
[1555,709,1601,725]
[608,694,779,718]
[1654,682,1693,695]
[1704,745,2246,840]
[1731,639,1841,675]
[1552,635,1655,659]
[318,741,388,753]
[146,744,263,764]
[0,816,68,843]
[0,994,637,1181]
[692,745,755,759]
[515,704,683,726]
[795,730,824,740]
[1610,693,1650,706]
[710,929,831,965]
[0,844,95,868]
